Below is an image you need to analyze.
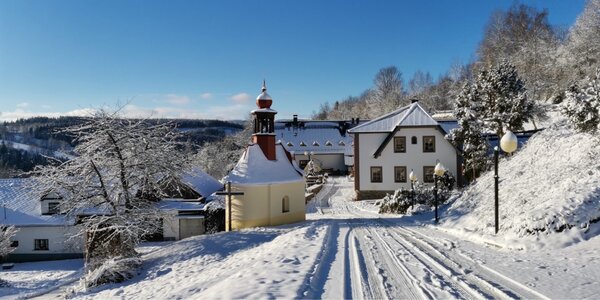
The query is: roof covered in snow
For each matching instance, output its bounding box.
[157,199,206,211]
[275,120,361,155]
[348,102,438,133]
[0,178,72,227]
[223,143,304,186]
[181,167,223,198]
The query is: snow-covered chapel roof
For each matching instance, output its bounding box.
[223,143,304,186]
[348,102,438,133]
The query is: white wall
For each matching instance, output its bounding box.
[162,211,205,240]
[294,153,346,172]
[358,127,458,191]
[11,226,82,255]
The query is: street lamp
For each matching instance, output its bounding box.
[433,162,446,224]
[409,170,417,207]
[494,130,518,234]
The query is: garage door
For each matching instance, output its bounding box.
[179,218,204,239]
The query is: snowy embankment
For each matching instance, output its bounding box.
[442,125,600,249]
[72,222,330,299]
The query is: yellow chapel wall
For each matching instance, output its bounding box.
[226,181,305,231]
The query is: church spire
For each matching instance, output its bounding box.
[252,80,278,160]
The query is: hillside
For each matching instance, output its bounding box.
[442,123,600,249]
[0,117,244,177]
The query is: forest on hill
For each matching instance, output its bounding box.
[0,116,244,177]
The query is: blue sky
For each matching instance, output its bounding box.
[0,0,586,121]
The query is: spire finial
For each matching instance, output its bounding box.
[262,79,267,92]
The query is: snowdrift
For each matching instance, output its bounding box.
[443,125,600,245]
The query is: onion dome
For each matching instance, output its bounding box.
[256,80,273,109]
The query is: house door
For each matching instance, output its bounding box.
[179,218,204,240]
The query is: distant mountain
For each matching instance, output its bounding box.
[0,116,245,178]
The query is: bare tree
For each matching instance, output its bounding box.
[368,66,406,117]
[31,109,187,284]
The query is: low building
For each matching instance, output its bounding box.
[157,168,224,240]
[348,101,462,200]
[0,179,83,262]
[223,82,305,230]
[275,118,363,174]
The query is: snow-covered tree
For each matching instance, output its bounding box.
[0,225,18,287]
[561,0,600,80]
[477,61,535,137]
[447,83,489,181]
[193,120,252,180]
[32,109,187,281]
[563,68,600,133]
[0,225,17,257]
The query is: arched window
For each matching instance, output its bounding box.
[282,196,290,213]
[411,136,418,144]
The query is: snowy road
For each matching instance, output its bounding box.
[308,177,550,300]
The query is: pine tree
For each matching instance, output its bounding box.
[478,61,535,138]
[563,68,600,133]
[447,83,489,181]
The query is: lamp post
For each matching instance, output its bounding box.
[433,162,446,224]
[409,170,417,207]
[494,130,518,234]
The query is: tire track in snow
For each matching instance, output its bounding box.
[297,221,339,299]
[399,226,551,300]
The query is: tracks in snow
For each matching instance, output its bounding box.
[312,177,549,300]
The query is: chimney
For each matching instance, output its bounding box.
[411,98,419,104]
[293,114,298,127]
[356,117,360,124]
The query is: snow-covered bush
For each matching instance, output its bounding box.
[205,196,226,234]
[563,68,600,133]
[379,173,456,214]
[81,256,142,288]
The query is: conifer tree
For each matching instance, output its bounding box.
[563,68,600,133]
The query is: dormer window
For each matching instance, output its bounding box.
[286,142,294,147]
[48,202,61,215]
[338,141,345,146]
[299,141,307,147]
[312,141,320,146]
[325,141,332,146]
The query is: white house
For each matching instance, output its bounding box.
[0,168,223,262]
[275,118,362,174]
[348,101,462,200]
[0,178,83,262]
[223,82,306,230]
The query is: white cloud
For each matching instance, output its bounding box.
[0,108,96,122]
[16,102,30,109]
[0,101,251,122]
[165,94,191,105]
[230,92,251,104]
[200,93,213,100]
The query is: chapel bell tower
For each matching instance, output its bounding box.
[252,80,277,160]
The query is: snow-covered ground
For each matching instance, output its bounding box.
[0,259,83,298]
[4,176,600,299]
[443,124,600,250]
